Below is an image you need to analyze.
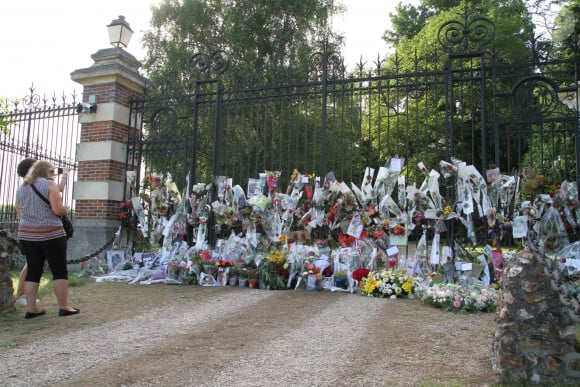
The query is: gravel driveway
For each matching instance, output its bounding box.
[0,286,496,386]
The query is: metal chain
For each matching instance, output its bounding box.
[0,229,115,264]
[66,235,117,264]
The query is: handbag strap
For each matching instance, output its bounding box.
[30,183,51,206]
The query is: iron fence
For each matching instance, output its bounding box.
[0,88,79,234]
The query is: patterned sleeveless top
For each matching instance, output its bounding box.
[17,178,66,241]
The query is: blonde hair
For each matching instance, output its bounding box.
[23,160,54,185]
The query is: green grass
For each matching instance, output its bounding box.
[10,268,87,299]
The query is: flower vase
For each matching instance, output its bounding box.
[306,274,318,291]
[228,276,238,286]
[217,267,228,287]
[248,278,258,288]
[335,278,346,289]
[238,278,247,287]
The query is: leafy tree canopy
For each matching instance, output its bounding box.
[142,0,344,89]
[384,0,564,51]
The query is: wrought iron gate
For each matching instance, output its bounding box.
[125,10,579,245]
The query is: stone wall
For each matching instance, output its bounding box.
[0,232,16,313]
[492,248,580,384]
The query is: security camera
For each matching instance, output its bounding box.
[76,102,97,114]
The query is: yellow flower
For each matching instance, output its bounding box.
[402,279,414,293]
[363,273,378,294]
[444,205,452,216]
[268,249,286,265]
[283,263,289,269]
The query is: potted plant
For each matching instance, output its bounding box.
[302,261,321,291]
[244,259,259,288]
[335,270,347,289]
[259,257,287,290]
[246,269,259,288]
[228,267,240,286]
[237,268,248,287]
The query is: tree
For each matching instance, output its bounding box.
[384,0,463,48]
[137,0,345,190]
[553,0,580,57]
[366,0,538,177]
[142,0,341,89]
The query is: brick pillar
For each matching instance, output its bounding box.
[70,47,150,259]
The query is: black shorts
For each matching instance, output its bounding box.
[19,237,68,282]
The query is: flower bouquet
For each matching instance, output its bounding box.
[258,249,289,290]
[416,283,497,313]
[390,224,408,246]
[167,259,189,281]
[302,261,322,291]
[361,268,416,298]
[215,259,234,286]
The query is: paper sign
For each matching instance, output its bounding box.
[454,262,475,271]
[386,246,399,256]
[390,158,402,172]
[347,214,364,239]
[512,216,528,238]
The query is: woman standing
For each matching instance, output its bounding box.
[16,160,79,319]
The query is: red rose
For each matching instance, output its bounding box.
[352,268,370,281]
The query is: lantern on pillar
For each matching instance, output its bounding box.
[107,15,133,48]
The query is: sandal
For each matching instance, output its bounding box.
[24,310,46,319]
[58,308,80,317]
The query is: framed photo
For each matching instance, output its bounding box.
[214,176,232,199]
[247,178,262,198]
[133,252,160,269]
[486,168,500,183]
[106,250,125,272]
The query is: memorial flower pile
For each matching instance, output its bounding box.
[107,157,580,314]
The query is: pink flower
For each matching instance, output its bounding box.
[453,300,462,308]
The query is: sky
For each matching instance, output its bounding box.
[0,0,417,100]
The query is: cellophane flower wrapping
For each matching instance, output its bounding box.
[439,160,458,179]
[538,205,570,254]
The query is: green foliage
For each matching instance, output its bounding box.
[258,260,286,290]
[553,0,580,59]
[10,269,87,299]
[139,0,343,184]
[366,0,542,176]
[143,0,340,88]
[0,100,11,135]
